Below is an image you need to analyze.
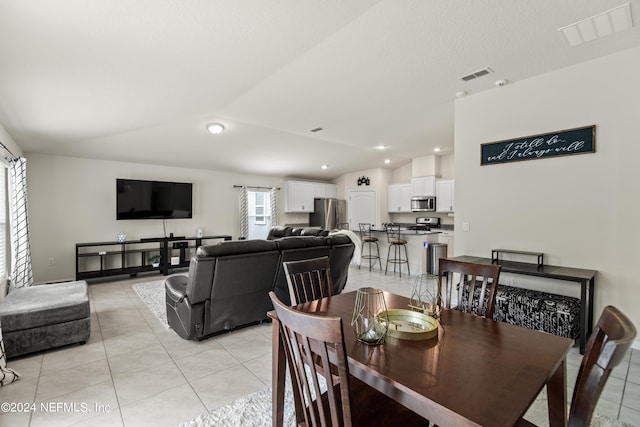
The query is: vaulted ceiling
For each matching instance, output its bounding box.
[1,1,639,180]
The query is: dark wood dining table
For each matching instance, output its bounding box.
[270,291,574,427]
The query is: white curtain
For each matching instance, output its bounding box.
[8,157,33,289]
[270,187,278,226]
[239,186,248,240]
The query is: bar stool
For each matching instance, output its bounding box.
[358,223,382,271]
[385,224,410,276]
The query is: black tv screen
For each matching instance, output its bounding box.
[117,179,193,220]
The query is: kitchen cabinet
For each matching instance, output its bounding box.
[313,182,337,198]
[285,180,337,212]
[436,179,455,213]
[285,180,315,212]
[411,176,436,197]
[387,184,412,213]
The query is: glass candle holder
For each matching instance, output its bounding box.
[351,287,389,345]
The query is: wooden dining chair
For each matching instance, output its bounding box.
[283,256,334,306]
[269,292,429,427]
[438,258,502,319]
[517,305,637,427]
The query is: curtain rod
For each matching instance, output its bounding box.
[233,185,280,191]
[0,140,19,160]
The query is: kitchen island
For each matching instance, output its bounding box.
[368,228,442,275]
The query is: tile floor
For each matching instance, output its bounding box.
[1,266,638,426]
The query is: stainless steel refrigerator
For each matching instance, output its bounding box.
[309,198,347,230]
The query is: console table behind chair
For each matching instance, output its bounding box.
[452,252,597,354]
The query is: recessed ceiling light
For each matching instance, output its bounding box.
[384,159,391,164]
[206,123,225,135]
[321,164,328,170]
[456,91,467,98]
[434,147,441,152]
[495,79,508,87]
[375,145,387,150]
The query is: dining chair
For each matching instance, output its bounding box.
[517,305,637,427]
[438,258,502,319]
[283,256,334,306]
[269,292,429,427]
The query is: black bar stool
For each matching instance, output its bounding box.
[385,224,410,276]
[358,223,382,271]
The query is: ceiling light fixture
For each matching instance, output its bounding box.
[206,123,225,135]
[495,79,508,87]
[559,3,633,47]
[321,164,328,170]
[384,159,391,164]
[455,91,467,98]
[434,147,441,153]
[375,145,387,150]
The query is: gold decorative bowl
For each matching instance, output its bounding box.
[378,309,439,341]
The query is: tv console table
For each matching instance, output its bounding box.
[451,252,596,354]
[75,235,232,280]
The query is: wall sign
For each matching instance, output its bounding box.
[480,125,595,166]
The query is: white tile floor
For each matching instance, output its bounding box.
[0,266,638,426]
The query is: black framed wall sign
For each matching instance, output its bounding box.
[480,125,595,166]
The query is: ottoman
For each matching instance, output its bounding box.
[0,280,91,359]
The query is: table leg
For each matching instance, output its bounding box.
[547,358,568,427]
[271,317,286,426]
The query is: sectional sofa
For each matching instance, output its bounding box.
[164,234,355,340]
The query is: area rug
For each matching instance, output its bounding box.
[132,279,171,328]
[177,384,633,427]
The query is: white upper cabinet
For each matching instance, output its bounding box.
[285,180,337,212]
[285,181,315,212]
[411,176,436,196]
[388,184,412,212]
[313,182,337,198]
[435,179,455,213]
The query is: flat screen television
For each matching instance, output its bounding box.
[116,179,193,220]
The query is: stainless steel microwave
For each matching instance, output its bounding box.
[411,196,436,212]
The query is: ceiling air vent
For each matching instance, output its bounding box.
[460,67,493,82]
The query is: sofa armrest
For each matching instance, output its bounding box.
[165,275,188,304]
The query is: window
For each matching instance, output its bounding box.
[254,192,265,224]
[247,190,272,239]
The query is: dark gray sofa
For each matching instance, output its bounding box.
[165,234,355,340]
[0,280,91,358]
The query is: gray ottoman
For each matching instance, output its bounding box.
[0,281,91,358]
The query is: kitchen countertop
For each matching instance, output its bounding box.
[370,228,442,236]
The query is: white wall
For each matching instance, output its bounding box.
[26,153,305,282]
[454,46,640,346]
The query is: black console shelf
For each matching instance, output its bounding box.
[76,235,232,280]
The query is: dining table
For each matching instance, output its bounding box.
[270,290,574,427]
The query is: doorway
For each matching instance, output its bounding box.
[348,191,376,231]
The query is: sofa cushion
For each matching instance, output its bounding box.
[0,281,90,332]
[266,226,292,240]
[196,239,278,258]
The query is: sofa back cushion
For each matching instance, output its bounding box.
[196,239,278,257]
[205,250,280,335]
[272,237,332,305]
